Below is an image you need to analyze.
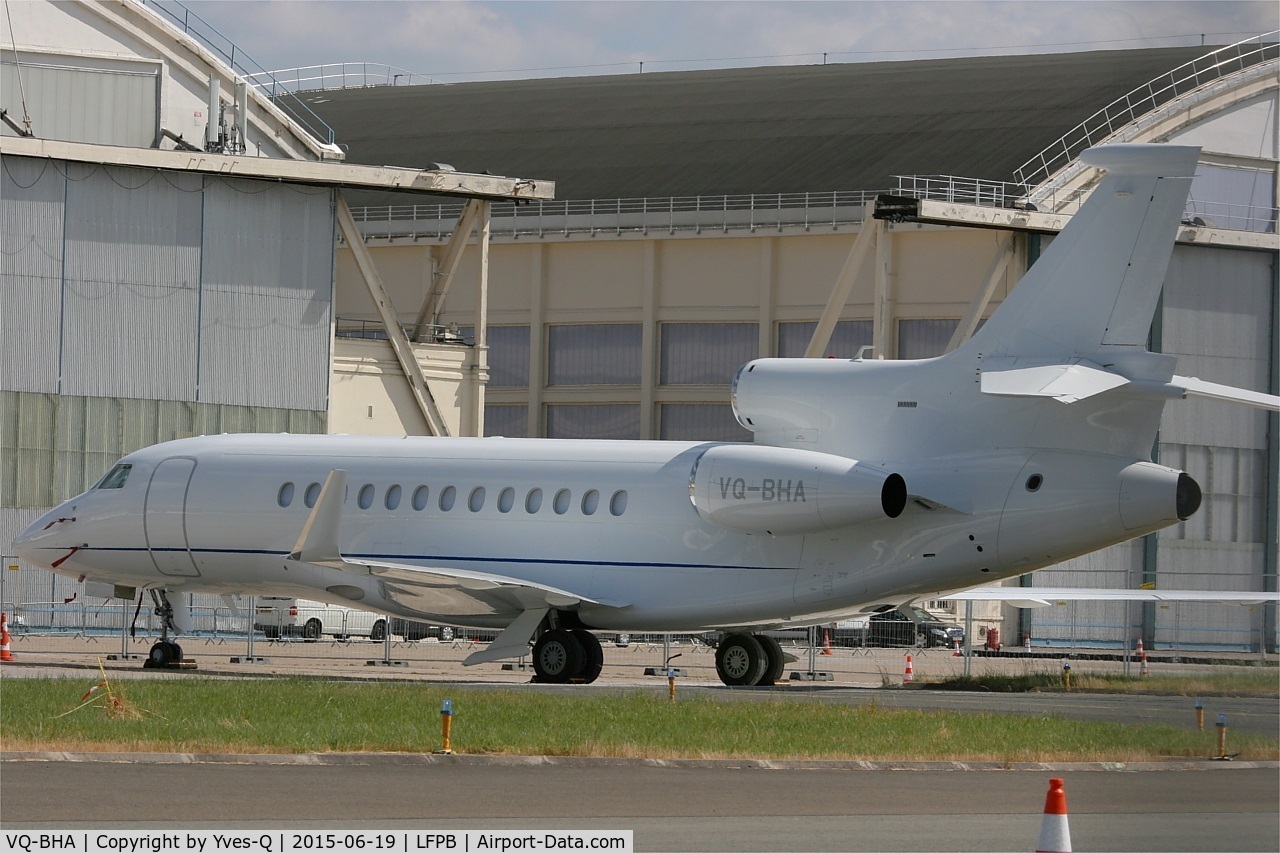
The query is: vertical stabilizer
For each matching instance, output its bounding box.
[968,144,1199,359]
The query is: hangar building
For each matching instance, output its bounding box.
[2,0,1276,650]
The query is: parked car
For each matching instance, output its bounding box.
[389,617,455,642]
[253,596,387,640]
[865,606,964,648]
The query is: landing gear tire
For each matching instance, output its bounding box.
[370,620,387,641]
[532,629,585,683]
[148,640,182,666]
[715,633,768,686]
[302,618,322,641]
[572,629,604,684]
[756,634,785,686]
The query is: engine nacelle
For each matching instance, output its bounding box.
[689,444,906,535]
[1120,461,1202,530]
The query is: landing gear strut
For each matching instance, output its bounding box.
[143,589,190,669]
[715,632,785,686]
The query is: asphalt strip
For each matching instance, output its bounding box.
[3,751,1276,772]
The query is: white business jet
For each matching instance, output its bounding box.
[14,144,1279,684]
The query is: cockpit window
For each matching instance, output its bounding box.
[95,463,132,490]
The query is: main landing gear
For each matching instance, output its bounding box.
[143,589,190,669]
[715,633,786,686]
[531,628,604,684]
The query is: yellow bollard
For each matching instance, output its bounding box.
[666,653,682,703]
[436,699,454,754]
[1214,713,1229,760]
[1061,660,1071,690]
[1195,698,1204,732]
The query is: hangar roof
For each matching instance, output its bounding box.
[304,46,1216,204]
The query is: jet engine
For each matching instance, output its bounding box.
[689,444,906,535]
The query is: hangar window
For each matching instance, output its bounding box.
[385,484,402,510]
[485,404,529,437]
[95,463,132,490]
[277,482,295,507]
[546,404,640,440]
[610,490,628,516]
[497,487,515,513]
[357,484,375,510]
[661,323,757,385]
[581,489,600,516]
[776,320,872,358]
[553,488,572,515]
[469,486,486,512]
[439,485,457,512]
[548,324,642,386]
[304,482,322,508]
[412,485,429,511]
[525,488,543,514]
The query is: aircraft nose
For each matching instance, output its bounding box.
[12,507,79,568]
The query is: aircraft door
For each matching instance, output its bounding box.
[144,457,201,577]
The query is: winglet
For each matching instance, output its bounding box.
[289,469,347,564]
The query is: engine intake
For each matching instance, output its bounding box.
[690,444,904,535]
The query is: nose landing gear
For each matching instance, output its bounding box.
[142,589,195,670]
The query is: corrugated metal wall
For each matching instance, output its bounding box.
[2,155,335,408]
[0,61,159,148]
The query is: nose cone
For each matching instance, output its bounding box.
[13,505,78,569]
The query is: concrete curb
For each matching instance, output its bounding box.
[4,750,1276,772]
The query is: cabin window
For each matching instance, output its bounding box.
[412,485,429,511]
[304,482,322,507]
[385,484,402,510]
[277,482,295,508]
[525,488,543,514]
[357,484,375,509]
[553,488,572,515]
[469,486,486,512]
[95,464,132,490]
[610,490,628,516]
[581,489,600,515]
[497,487,515,513]
[439,485,457,512]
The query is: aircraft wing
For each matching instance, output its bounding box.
[938,586,1279,608]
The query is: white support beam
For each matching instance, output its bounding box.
[946,233,1014,352]
[415,199,484,334]
[472,201,492,438]
[335,194,451,437]
[0,136,554,201]
[804,220,879,358]
[872,222,894,359]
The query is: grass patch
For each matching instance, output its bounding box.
[931,670,1280,696]
[2,678,1276,762]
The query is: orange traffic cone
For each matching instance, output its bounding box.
[1035,777,1072,852]
[1137,636,1149,676]
[903,654,914,683]
[821,629,833,656]
[952,639,961,657]
[1,613,14,662]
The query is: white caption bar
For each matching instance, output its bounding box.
[1,832,634,853]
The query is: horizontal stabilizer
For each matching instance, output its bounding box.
[980,358,1128,403]
[940,586,1279,608]
[1171,375,1280,412]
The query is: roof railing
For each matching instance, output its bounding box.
[1013,31,1279,188]
[242,63,443,94]
[140,0,337,145]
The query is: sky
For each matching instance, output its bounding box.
[176,0,1279,85]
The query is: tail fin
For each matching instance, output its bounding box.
[967,144,1199,359]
